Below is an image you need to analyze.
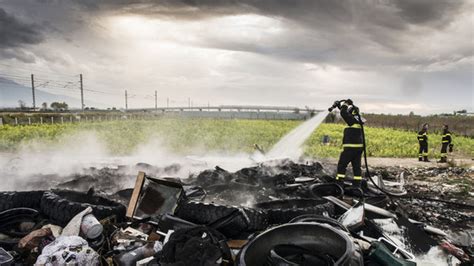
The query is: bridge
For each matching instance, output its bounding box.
[0,105,324,125]
[134,105,323,120]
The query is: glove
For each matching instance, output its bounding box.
[352,106,359,114]
[333,101,341,109]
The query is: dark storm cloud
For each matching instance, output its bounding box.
[392,0,463,24]
[0,8,44,48]
[71,0,465,28]
[64,0,468,69]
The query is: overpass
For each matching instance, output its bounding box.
[0,105,324,125]
[134,105,323,120]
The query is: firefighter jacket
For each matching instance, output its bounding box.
[417,130,428,144]
[442,130,452,144]
[340,104,363,148]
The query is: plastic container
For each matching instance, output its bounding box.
[81,214,103,239]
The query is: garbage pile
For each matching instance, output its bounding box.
[0,159,473,265]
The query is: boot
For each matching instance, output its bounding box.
[423,156,430,162]
[352,179,361,188]
[437,157,447,163]
[336,179,345,188]
[418,157,423,162]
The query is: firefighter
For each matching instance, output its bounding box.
[333,99,364,188]
[417,123,429,162]
[438,125,452,163]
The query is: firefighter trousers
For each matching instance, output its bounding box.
[440,143,448,158]
[418,143,428,160]
[336,147,363,181]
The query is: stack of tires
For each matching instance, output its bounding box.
[0,190,126,227]
[175,201,268,238]
[254,198,335,224]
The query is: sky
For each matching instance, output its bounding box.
[0,0,472,114]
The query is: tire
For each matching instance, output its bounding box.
[40,190,126,226]
[236,223,362,266]
[289,214,349,232]
[174,201,268,237]
[0,208,40,237]
[0,191,45,212]
[195,168,233,186]
[309,183,344,198]
[230,178,260,188]
[255,198,335,225]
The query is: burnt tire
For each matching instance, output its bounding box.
[40,190,126,226]
[289,214,349,232]
[0,191,45,212]
[174,201,268,237]
[255,198,335,225]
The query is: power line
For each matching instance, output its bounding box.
[0,73,79,88]
[1,70,168,109]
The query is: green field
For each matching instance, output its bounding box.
[1,118,473,158]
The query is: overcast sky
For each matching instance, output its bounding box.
[0,0,472,114]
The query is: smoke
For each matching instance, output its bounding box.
[0,114,324,193]
[0,131,109,190]
[0,128,261,191]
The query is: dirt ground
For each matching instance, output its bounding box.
[321,156,474,169]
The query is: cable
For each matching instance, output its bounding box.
[356,111,403,198]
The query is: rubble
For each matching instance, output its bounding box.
[35,236,99,265]
[0,160,472,265]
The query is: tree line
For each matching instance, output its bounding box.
[326,112,474,137]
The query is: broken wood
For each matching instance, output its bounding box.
[126,171,146,218]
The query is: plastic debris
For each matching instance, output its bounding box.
[34,236,99,266]
[0,160,471,265]
[18,228,52,250]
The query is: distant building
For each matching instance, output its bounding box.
[456,111,474,116]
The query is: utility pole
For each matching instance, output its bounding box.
[167,97,169,108]
[125,90,128,110]
[31,74,36,110]
[155,90,157,110]
[80,74,84,111]
[188,97,191,108]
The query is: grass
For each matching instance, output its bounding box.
[1,118,473,158]
[305,123,474,158]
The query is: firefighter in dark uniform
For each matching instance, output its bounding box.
[438,125,452,163]
[417,123,429,162]
[333,99,364,188]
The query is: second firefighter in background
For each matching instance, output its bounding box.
[417,124,429,162]
[334,99,364,188]
[439,125,452,163]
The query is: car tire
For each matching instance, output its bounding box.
[0,191,45,212]
[40,190,126,226]
[255,198,335,225]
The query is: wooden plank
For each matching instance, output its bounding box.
[126,171,146,218]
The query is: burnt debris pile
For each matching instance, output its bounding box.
[0,160,472,265]
[187,159,330,205]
